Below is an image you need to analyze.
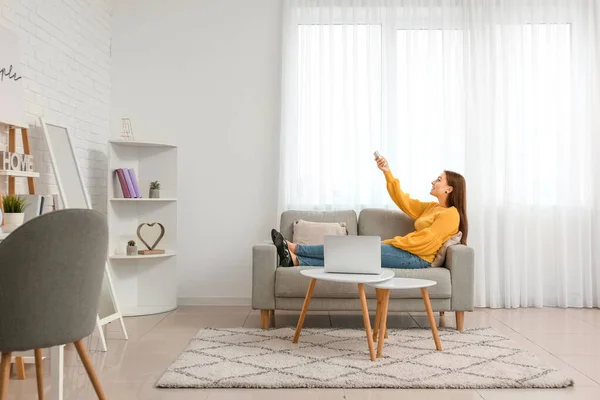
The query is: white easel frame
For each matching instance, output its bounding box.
[40,117,128,351]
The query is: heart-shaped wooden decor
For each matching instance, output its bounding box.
[137,222,165,254]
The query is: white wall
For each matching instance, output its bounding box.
[0,0,112,212]
[111,0,282,304]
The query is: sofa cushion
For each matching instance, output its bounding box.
[275,267,451,299]
[292,219,348,244]
[358,208,414,239]
[280,210,357,241]
[431,231,462,268]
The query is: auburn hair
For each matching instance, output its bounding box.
[444,170,468,245]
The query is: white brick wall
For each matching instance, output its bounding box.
[0,0,112,212]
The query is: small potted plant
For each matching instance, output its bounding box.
[149,181,161,198]
[127,240,137,256]
[2,195,27,233]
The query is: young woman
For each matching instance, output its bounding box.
[271,155,468,269]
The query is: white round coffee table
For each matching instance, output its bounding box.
[293,268,394,361]
[368,278,441,357]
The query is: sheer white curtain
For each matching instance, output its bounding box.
[279,0,600,308]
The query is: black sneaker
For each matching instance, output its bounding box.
[270,229,293,267]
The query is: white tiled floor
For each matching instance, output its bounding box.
[5,307,600,399]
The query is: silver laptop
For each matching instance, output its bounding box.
[324,235,382,274]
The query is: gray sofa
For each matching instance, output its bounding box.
[252,208,474,331]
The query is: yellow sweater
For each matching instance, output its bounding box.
[382,170,459,263]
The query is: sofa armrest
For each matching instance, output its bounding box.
[445,244,475,311]
[252,244,278,310]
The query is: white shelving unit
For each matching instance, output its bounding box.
[107,140,178,317]
[109,251,177,260]
[110,198,177,202]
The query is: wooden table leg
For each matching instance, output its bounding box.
[358,283,376,361]
[373,289,382,342]
[293,278,317,343]
[377,289,390,358]
[421,288,442,351]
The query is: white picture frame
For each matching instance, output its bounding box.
[40,117,128,351]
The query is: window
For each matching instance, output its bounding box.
[285,15,575,210]
[490,24,572,206]
[294,24,383,209]
[395,29,466,200]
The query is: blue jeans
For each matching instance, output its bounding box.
[295,244,430,269]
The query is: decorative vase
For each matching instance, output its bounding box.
[3,213,24,233]
[149,189,160,198]
[127,245,138,256]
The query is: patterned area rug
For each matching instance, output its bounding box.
[156,327,573,389]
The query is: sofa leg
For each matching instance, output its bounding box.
[456,311,465,331]
[261,310,270,330]
[439,311,446,328]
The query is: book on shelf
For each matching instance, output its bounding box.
[23,195,42,223]
[41,195,53,214]
[116,169,131,198]
[123,169,137,198]
[115,168,143,198]
[22,194,55,223]
[52,194,62,210]
[127,168,142,198]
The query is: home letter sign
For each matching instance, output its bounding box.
[0,151,34,172]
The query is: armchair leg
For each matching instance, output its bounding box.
[15,357,25,380]
[0,352,12,400]
[34,349,44,400]
[73,340,106,400]
[456,311,465,331]
[261,310,270,330]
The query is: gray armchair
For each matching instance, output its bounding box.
[0,209,109,400]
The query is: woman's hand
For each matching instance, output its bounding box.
[376,156,390,172]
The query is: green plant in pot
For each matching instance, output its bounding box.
[127,239,137,256]
[2,195,27,233]
[149,181,161,198]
